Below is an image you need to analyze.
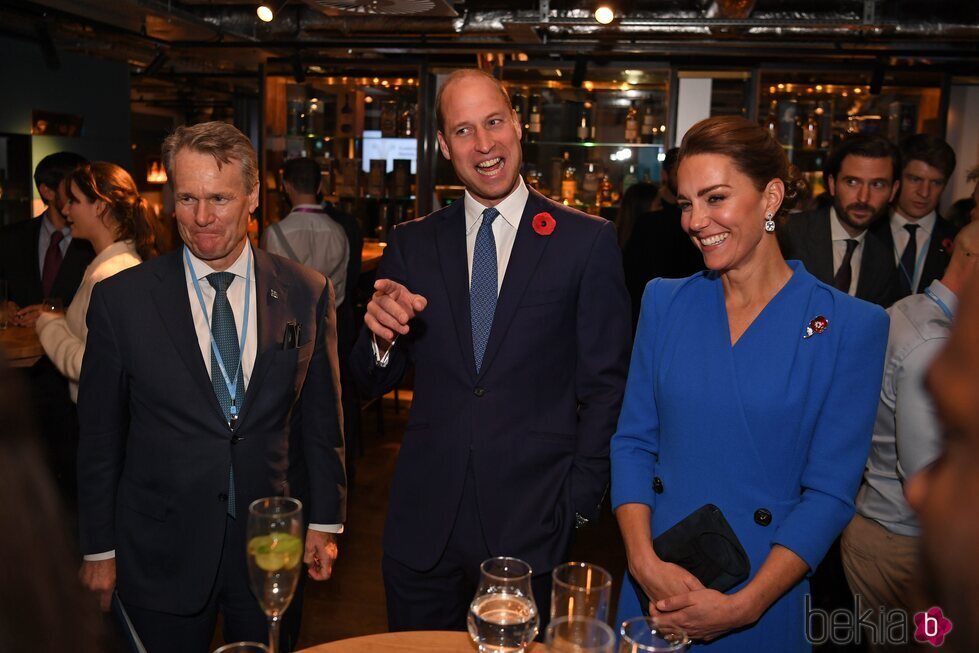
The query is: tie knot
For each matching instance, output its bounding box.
[50,231,64,246]
[482,207,500,225]
[844,238,859,253]
[904,223,919,235]
[207,271,235,294]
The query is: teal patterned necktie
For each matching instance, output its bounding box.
[470,207,499,373]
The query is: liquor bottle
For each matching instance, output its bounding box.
[581,162,599,206]
[802,113,819,150]
[640,102,656,144]
[624,102,639,144]
[527,94,542,143]
[560,152,578,205]
[398,101,416,138]
[597,174,613,207]
[380,101,398,137]
[622,164,638,195]
[525,166,542,191]
[576,104,592,142]
[511,90,525,131]
[764,100,779,142]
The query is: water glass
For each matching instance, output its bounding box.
[212,643,270,653]
[546,615,615,652]
[468,556,540,653]
[618,617,689,652]
[551,561,612,622]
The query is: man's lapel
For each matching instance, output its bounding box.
[477,189,551,379]
[436,201,477,382]
[240,248,290,424]
[811,208,836,283]
[152,250,227,425]
[920,216,953,289]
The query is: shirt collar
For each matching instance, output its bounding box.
[829,207,867,243]
[892,208,936,235]
[184,241,252,282]
[41,210,71,239]
[926,279,958,317]
[464,177,529,236]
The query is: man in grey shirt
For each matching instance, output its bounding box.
[842,221,979,649]
[263,157,349,306]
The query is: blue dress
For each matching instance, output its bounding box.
[611,261,888,651]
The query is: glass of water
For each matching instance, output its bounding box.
[618,617,689,652]
[546,615,615,652]
[468,556,539,652]
[551,561,612,622]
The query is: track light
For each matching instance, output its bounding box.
[594,5,614,25]
[257,1,288,22]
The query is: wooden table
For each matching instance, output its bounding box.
[298,631,545,652]
[0,325,43,367]
[361,240,386,273]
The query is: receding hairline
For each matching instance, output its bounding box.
[435,69,513,133]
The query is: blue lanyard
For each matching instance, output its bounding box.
[184,246,252,422]
[897,227,932,290]
[924,287,953,321]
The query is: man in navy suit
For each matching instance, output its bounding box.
[77,122,345,651]
[779,134,900,308]
[351,69,631,631]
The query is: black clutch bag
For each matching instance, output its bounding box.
[630,504,750,611]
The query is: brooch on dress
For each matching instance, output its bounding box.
[803,315,829,339]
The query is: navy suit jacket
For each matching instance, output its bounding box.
[0,214,94,307]
[779,207,898,308]
[77,247,346,614]
[870,213,958,302]
[351,188,631,573]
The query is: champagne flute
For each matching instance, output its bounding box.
[551,562,612,623]
[618,617,689,653]
[546,615,615,652]
[468,556,539,653]
[246,497,304,653]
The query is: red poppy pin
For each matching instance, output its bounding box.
[804,315,829,339]
[940,237,954,255]
[532,212,556,236]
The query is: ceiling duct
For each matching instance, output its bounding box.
[300,0,457,18]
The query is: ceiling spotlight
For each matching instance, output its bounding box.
[257,4,274,21]
[594,5,614,25]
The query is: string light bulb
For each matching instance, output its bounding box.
[257,4,274,21]
[594,5,614,24]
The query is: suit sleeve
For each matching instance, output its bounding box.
[349,224,411,399]
[298,278,347,525]
[771,303,889,570]
[76,282,130,555]
[572,221,632,519]
[611,279,664,513]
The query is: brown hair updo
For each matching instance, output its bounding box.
[678,115,801,221]
[67,161,158,260]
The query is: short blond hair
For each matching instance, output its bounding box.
[162,121,258,192]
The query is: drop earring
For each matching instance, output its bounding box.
[764,211,776,233]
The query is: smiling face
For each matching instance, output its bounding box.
[896,159,947,221]
[64,180,109,242]
[436,72,523,208]
[828,154,898,236]
[172,148,258,271]
[677,153,783,273]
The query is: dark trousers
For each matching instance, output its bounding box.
[382,465,553,635]
[122,514,305,653]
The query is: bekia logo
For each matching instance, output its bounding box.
[914,607,953,647]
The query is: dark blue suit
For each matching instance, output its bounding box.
[77,247,345,649]
[351,188,631,629]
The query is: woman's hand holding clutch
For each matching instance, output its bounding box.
[650,588,756,642]
[631,555,705,611]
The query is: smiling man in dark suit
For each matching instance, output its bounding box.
[779,134,900,308]
[77,122,345,651]
[351,69,631,632]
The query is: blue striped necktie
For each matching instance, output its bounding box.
[207,271,243,518]
[470,207,499,373]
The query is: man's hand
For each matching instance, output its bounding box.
[12,303,42,328]
[364,279,428,345]
[304,530,339,581]
[79,559,116,611]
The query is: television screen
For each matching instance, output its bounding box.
[362,130,417,174]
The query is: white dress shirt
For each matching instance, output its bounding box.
[829,207,867,296]
[890,210,936,293]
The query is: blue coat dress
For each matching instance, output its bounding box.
[611,261,888,651]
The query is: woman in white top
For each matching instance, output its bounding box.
[36,162,157,401]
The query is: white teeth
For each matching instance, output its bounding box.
[700,233,728,247]
[477,158,501,169]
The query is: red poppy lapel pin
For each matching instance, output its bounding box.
[940,237,954,256]
[532,212,556,236]
[804,315,829,339]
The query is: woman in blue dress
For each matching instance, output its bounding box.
[611,116,889,651]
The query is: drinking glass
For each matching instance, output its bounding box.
[0,280,9,329]
[468,556,540,653]
[212,643,270,653]
[551,561,612,622]
[546,615,615,652]
[618,617,689,653]
[246,497,304,653]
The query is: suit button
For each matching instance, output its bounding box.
[231,434,243,444]
[754,508,772,526]
[218,493,228,502]
[652,477,664,494]
[473,387,486,397]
